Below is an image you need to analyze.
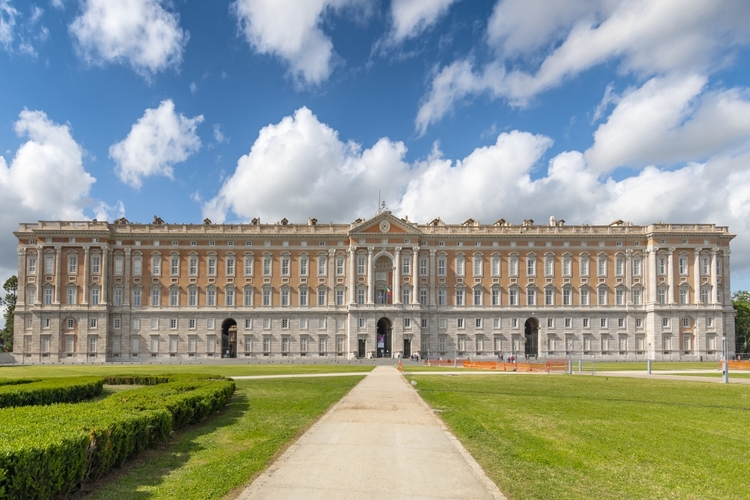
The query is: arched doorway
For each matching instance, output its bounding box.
[376,318,392,358]
[374,255,394,304]
[221,318,238,358]
[524,318,539,358]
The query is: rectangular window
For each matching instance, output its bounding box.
[300,288,308,306]
[658,257,666,275]
[563,288,571,305]
[336,289,344,306]
[170,318,177,330]
[598,256,607,276]
[473,288,481,306]
[493,318,500,329]
[456,257,465,276]
[707,317,714,328]
[189,288,198,306]
[527,289,535,305]
[632,289,641,305]
[438,289,446,306]
[67,287,76,305]
[600,317,607,328]
[679,288,688,304]
[580,289,589,306]
[491,256,500,277]
[281,256,290,276]
[91,288,100,305]
[317,288,326,306]
[580,257,589,276]
[658,289,666,304]
[404,318,411,329]
[583,317,589,328]
[263,257,272,276]
[678,257,687,275]
[150,288,159,306]
[133,288,141,306]
[662,317,670,328]
[492,288,500,306]
[544,257,553,276]
[598,288,606,305]
[632,258,641,276]
[300,257,308,276]
[227,257,235,276]
[244,256,253,276]
[402,256,411,276]
[226,288,235,306]
[455,289,464,306]
[189,319,196,329]
[28,256,36,274]
[562,256,571,276]
[457,318,464,329]
[509,289,518,306]
[318,336,327,353]
[701,257,710,275]
[422,318,428,328]
[420,289,428,306]
[89,318,97,329]
[68,255,78,274]
[402,288,411,304]
[357,256,366,275]
[545,288,553,305]
[565,318,572,328]
[91,255,100,274]
[152,256,161,276]
[700,288,709,304]
[317,256,327,276]
[263,288,271,307]
[615,257,624,276]
[437,257,446,276]
[420,258,428,276]
[244,318,252,329]
[170,256,179,276]
[207,288,216,306]
[547,318,554,328]
[207,257,216,275]
[473,257,481,277]
[526,257,536,276]
[615,288,624,305]
[509,256,518,276]
[170,288,179,306]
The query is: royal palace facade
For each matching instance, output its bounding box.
[11,211,735,363]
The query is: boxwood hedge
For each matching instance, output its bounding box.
[0,377,104,408]
[0,374,234,499]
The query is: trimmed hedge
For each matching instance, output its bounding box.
[0,377,104,408]
[0,374,234,499]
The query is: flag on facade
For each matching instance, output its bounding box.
[386,286,391,300]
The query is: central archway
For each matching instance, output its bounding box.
[221,318,238,358]
[524,318,539,358]
[376,317,392,358]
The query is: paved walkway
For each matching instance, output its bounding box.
[237,366,505,500]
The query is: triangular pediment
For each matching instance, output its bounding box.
[350,211,422,236]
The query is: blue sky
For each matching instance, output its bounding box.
[1,0,750,291]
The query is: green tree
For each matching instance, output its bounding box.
[733,290,750,354]
[0,275,17,352]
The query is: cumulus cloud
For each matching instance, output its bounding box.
[205,106,750,278]
[69,0,187,77]
[109,100,203,189]
[387,0,459,43]
[417,0,750,132]
[231,0,366,85]
[0,109,99,278]
[0,0,17,49]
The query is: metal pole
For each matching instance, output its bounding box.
[723,335,729,384]
[647,359,652,374]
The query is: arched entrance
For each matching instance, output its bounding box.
[524,318,539,358]
[221,318,238,358]
[376,318,392,358]
[374,255,394,304]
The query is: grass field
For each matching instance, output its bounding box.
[409,374,750,500]
[73,375,364,499]
[403,361,720,372]
[0,363,374,378]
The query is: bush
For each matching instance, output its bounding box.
[0,377,103,408]
[0,374,234,499]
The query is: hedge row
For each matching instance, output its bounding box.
[0,374,235,499]
[0,377,104,408]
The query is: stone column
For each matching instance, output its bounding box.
[647,247,657,304]
[348,246,355,304]
[328,248,335,305]
[101,247,109,304]
[710,248,718,304]
[429,249,436,306]
[693,248,702,305]
[17,248,26,306]
[82,246,90,305]
[36,245,43,304]
[124,248,131,306]
[412,247,419,304]
[367,247,374,304]
[667,247,676,304]
[54,246,62,304]
[723,249,731,305]
[394,247,401,304]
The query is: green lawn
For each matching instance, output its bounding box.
[0,363,373,378]
[74,376,364,499]
[409,374,750,500]
[403,361,718,373]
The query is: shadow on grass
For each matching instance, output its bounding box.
[73,392,250,500]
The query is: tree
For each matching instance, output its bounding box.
[733,290,750,355]
[0,276,17,352]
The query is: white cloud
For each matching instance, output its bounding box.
[388,0,459,43]
[213,124,227,144]
[0,1,17,49]
[0,110,98,275]
[205,106,750,278]
[109,100,203,189]
[417,0,750,132]
[69,0,187,77]
[231,0,365,85]
[585,75,750,172]
[50,0,64,9]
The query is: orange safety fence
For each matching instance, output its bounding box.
[423,359,464,367]
[721,360,750,370]
[398,361,403,372]
[461,359,570,373]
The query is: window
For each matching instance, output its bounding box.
[598,288,607,305]
[317,256,327,276]
[282,318,290,330]
[491,256,500,277]
[356,288,365,304]
[544,256,554,276]
[662,317,670,328]
[186,256,197,276]
[658,257,666,275]
[632,258,641,276]
[133,288,142,306]
[615,257,624,276]
[170,288,179,306]
[226,288,235,306]
[493,318,500,329]
[336,289,345,306]
[598,255,607,276]
[151,318,159,330]
[403,256,411,275]
[545,288,553,306]
[662,334,671,351]
[422,318,428,328]
[618,318,625,328]
[682,317,691,328]
[91,255,100,274]
[189,288,198,306]
[318,317,327,329]
[473,288,482,306]
[509,256,518,276]
[132,255,142,276]
[457,318,464,329]
[701,257,710,275]
[678,257,688,275]
[28,255,36,274]
[300,318,308,329]
[152,256,161,276]
[263,318,271,330]
[700,288,709,304]
[227,257,235,276]
[509,289,518,306]
[717,257,722,276]
[281,256,290,276]
[68,255,78,274]
[243,256,253,276]
[511,318,518,329]
[562,256,571,276]
[404,318,411,329]
[207,288,216,306]
[67,287,76,305]
[583,317,589,328]
[438,289,446,306]
[526,256,536,276]
[600,317,607,328]
[207,256,216,275]
[615,288,624,305]
[402,288,411,304]
[170,319,177,330]
[580,288,589,306]
[527,288,536,305]
[679,288,688,304]
[455,289,464,306]
[420,289,428,306]
[563,288,571,305]
[492,288,500,306]
[314,287,327,306]
[263,256,272,276]
[420,257,428,276]
[439,335,447,351]
[189,319,196,329]
[437,257,446,276]
[89,318,97,329]
[150,288,159,306]
[244,318,252,329]
[359,317,366,329]
[300,256,308,276]
[170,256,179,276]
[632,289,641,305]
[547,318,554,328]
[580,255,589,276]
[263,288,271,306]
[636,318,643,328]
[318,336,327,353]
[357,256,366,275]
[658,288,666,304]
[565,318,572,328]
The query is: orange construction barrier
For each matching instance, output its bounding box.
[423,359,464,367]
[723,360,750,370]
